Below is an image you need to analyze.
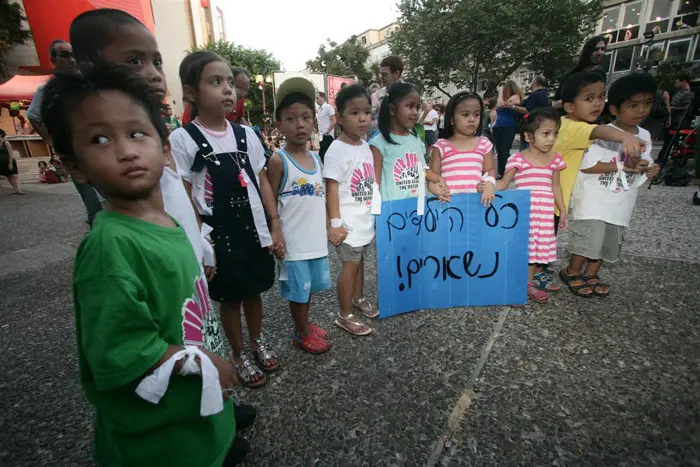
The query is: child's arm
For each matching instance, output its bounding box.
[258,168,285,259]
[427,146,450,202]
[590,125,645,160]
[480,150,497,206]
[552,170,567,230]
[325,179,349,246]
[265,153,284,203]
[495,168,516,191]
[371,145,383,187]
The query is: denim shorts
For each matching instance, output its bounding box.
[279,257,331,303]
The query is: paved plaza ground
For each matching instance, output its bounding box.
[1,163,699,466]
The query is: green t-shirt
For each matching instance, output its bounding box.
[74,211,234,467]
[369,132,426,201]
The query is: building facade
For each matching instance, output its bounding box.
[598,0,700,83]
[357,23,398,66]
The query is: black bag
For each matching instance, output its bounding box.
[651,89,669,120]
[664,168,691,186]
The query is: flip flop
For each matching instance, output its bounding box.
[352,298,379,319]
[334,313,372,336]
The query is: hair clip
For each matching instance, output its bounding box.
[523,113,530,119]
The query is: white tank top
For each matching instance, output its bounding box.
[277,149,329,261]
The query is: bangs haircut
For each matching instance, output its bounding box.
[443,91,483,139]
[70,9,145,64]
[561,71,606,104]
[40,61,168,162]
[519,107,561,141]
[275,92,315,121]
[335,84,370,114]
[608,72,657,109]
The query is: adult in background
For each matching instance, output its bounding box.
[436,104,446,139]
[642,81,670,140]
[371,56,404,120]
[316,91,336,160]
[368,82,381,138]
[512,75,550,149]
[659,74,695,162]
[553,35,607,108]
[28,40,103,223]
[421,100,439,154]
[0,129,24,194]
[493,80,523,177]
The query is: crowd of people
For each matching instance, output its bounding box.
[19,5,693,465]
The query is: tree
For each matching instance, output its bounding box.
[0,0,32,79]
[306,37,375,86]
[390,0,603,98]
[654,60,700,93]
[193,40,281,125]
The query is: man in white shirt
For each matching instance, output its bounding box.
[421,100,439,150]
[316,91,336,160]
[370,55,404,137]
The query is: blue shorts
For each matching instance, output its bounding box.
[279,257,331,303]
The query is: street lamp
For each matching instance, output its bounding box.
[255,74,273,115]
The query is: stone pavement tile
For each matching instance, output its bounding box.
[447,256,700,466]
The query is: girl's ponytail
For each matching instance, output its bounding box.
[377,82,420,145]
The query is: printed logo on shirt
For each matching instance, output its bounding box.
[285,177,325,198]
[182,274,224,356]
[393,153,420,195]
[350,161,375,207]
[597,156,640,193]
[204,172,213,208]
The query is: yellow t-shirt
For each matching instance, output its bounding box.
[552,117,595,214]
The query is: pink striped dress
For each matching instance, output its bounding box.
[505,152,566,264]
[434,137,493,193]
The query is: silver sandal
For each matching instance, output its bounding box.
[352,297,379,319]
[252,337,280,373]
[232,354,266,388]
[334,312,373,336]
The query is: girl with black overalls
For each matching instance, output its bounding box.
[171,51,285,388]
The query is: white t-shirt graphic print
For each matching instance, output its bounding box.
[322,139,376,247]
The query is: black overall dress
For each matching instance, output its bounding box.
[184,123,274,303]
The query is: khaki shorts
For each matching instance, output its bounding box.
[569,219,625,263]
[336,243,369,263]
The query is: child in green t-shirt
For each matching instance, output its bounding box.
[41,62,244,467]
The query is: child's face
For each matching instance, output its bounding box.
[276,102,314,146]
[70,90,168,200]
[338,96,371,139]
[186,61,236,118]
[611,92,653,128]
[391,91,420,130]
[451,98,481,137]
[526,119,559,153]
[102,23,167,100]
[564,81,606,123]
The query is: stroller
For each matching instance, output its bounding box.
[651,104,697,187]
[666,123,698,169]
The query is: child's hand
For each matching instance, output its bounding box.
[645,163,660,180]
[476,181,485,192]
[481,182,495,207]
[621,135,645,160]
[204,265,217,281]
[328,226,348,247]
[558,213,568,231]
[207,352,238,400]
[270,227,285,260]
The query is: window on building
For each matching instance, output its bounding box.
[667,38,691,61]
[678,0,700,15]
[602,6,621,32]
[650,0,674,20]
[622,1,642,27]
[695,38,700,61]
[648,41,667,62]
[601,52,612,73]
[613,47,635,72]
[361,36,367,44]
[672,12,698,30]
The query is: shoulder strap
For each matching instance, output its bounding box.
[230,123,261,198]
[183,123,214,173]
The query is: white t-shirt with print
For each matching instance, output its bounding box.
[423,109,439,131]
[322,139,376,248]
[169,121,272,248]
[571,124,653,228]
[317,102,335,136]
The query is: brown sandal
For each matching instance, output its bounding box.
[559,269,594,298]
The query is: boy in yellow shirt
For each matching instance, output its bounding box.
[553,71,645,295]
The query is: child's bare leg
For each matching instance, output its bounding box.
[352,258,365,302]
[339,262,361,318]
[583,260,609,295]
[219,301,245,361]
[566,254,587,275]
[528,264,536,283]
[244,295,278,370]
[563,254,593,297]
[290,301,310,337]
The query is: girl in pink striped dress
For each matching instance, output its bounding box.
[428,92,497,205]
[496,108,567,303]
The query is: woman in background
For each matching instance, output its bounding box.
[492,80,523,177]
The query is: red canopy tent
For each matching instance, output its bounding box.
[0,75,51,102]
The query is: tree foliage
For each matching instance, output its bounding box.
[306,37,375,86]
[654,60,700,92]
[193,40,281,124]
[390,0,603,97]
[0,0,32,79]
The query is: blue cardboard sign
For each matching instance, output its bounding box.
[377,192,531,318]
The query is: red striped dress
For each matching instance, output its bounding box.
[505,152,566,264]
[434,137,493,193]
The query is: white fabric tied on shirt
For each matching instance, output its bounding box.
[201,223,215,267]
[370,182,382,215]
[135,346,224,417]
[369,163,427,216]
[609,162,630,193]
